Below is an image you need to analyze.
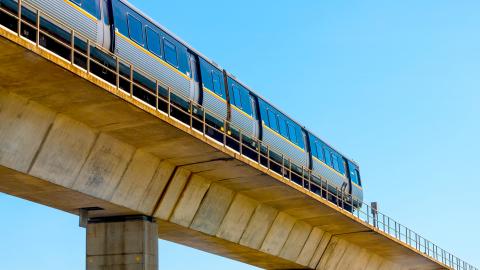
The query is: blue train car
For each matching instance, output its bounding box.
[111,0,194,109]
[199,58,228,128]
[0,0,364,209]
[258,98,308,174]
[226,74,259,142]
[309,133,363,205]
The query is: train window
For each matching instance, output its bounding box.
[261,107,269,126]
[331,153,339,171]
[350,169,360,185]
[297,128,305,148]
[316,142,325,161]
[240,89,251,115]
[212,73,222,96]
[338,157,346,175]
[267,110,278,131]
[310,140,318,157]
[288,123,297,144]
[127,14,144,45]
[324,147,332,166]
[164,39,178,66]
[102,0,110,24]
[356,169,362,186]
[231,85,241,108]
[146,27,161,57]
[250,96,257,119]
[279,118,289,138]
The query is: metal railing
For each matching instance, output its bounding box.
[1,2,477,269]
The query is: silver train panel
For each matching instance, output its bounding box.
[231,107,257,139]
[202,90,227,124]
[311,159,364,203]
[262,125,307,168]
[311,158,348,192]
[24,0,99,43]
[115,34,191,100]
[351,184,363,202]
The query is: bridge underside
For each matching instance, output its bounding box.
[0,27,448,270]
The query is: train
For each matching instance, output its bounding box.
[0,0,363,208]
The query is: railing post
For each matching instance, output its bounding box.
[301,167,305,187]
[36,10,40,46]
[288,159,292,180]
[115,57,120,90]
[308,171,312,191]
[70,30,75,65]
[257,142,261,164]
[86,40,91,74]
[223,121,226,146]
[266,146,270,170]
[366,204,370,224]
[129,64,133,97]
[189,102,193,127]
[155,80,159,110]
[17,0,22,36]
[239,130,243,155]
[167,88,171,117]
[281,154,285,177]
[202,110,206,135]
[387,217,390,235]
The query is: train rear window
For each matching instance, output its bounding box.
[127,14,144,45]
[146,27,161,56]
[164,39,178,67]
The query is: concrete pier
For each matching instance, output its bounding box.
[87,216,158,270]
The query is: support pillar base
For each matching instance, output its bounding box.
[86,215,158,270]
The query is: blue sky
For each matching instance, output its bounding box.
[1,0,479,269]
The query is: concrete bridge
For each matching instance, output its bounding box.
[0,7,476,270]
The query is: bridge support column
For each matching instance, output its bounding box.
[86,216,158,270]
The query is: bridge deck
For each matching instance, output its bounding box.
[0,20,467,270]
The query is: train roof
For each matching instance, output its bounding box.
[119,0,359,167]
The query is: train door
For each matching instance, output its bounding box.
[188,52,201,104]
[100,0,111,50]
[250,94,260,139]
[343,157,352,195]
[302,130,310,169]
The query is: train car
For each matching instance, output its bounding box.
[225,74,260,144]
[111,0,195,110]
[199,57,228,129]
[308,133,363,205]
[258,98,309,176]
[0,0,364,209]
